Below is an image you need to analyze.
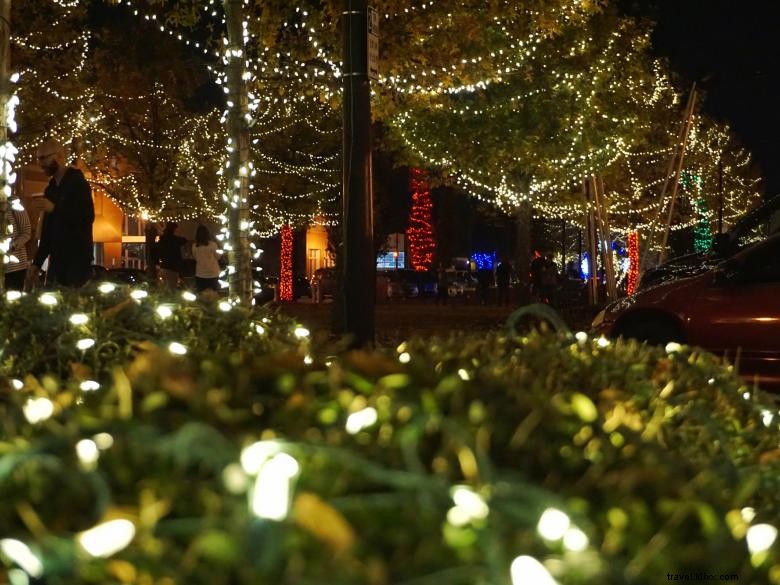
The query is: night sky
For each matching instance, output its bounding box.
[622,0,780,197]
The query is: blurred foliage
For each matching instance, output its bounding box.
[0,289,779,584]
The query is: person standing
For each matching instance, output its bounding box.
[495,256,513,306]
[4,199,31,291]
[27,139,94,288]
[157,222,187,289]
[476,267,493,306]
[539,252,559,305]
[192,225,221,293]
[435,263,449,305]
[529,251,546,301]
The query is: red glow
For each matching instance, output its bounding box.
[627,231,639,295]
[280,225,293,302]
[408,168,435,271]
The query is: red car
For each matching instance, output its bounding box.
[592,232,780,389]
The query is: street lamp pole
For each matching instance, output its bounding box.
[341,0,375,346]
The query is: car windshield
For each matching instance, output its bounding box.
[727,194,780,253]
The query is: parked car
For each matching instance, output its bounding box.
[379,270,420,299]
[254,275,278,305]
[446,269,478,297]
[408,269,438,296]
[105,268,150,284]
[311,268,337,302]
[592,232,780,389]
[312,268,390,302]
[294,275,312,299]
[90,265,109,281]
[639,193,780,289]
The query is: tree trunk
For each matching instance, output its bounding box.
[144,221,157,278]
[223,0,253,304]
[585,181,599,306]
[514,201,531,304]
[0,0,12,295]
[592,176,616,301]
[279,224,293,302]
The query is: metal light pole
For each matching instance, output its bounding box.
[341,0,375,346]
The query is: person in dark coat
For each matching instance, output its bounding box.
[495,256,513,306]
[157,222,187,289]
[476,268,494,305]
[529,251,546,301]
[27,139,94,288]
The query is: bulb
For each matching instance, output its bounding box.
[78,519,136,558]
[537,508,570,541]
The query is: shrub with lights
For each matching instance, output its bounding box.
[0,288,779,585]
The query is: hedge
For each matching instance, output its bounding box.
[0,286,778,585]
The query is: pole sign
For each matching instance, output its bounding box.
[367,6,379,80]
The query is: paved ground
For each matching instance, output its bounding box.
[276,297,600,346]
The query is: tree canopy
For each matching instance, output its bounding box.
[9,0,764,240]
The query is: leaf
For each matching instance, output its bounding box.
[292,492,356,554]
[571,393,598,423]
[141,392,169,413]
[192,530,241,565]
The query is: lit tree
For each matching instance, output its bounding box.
[108,0,762,273]
[82,9,225,220]
[10,0,92,159]
[407,168,435,271]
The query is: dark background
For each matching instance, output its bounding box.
[621,0,780,197]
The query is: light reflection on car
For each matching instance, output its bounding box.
[593,232,780,390]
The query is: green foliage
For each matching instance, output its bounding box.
[1,290,779,584]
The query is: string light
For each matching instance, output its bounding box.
[8,0,762,267]
[279,224,293,302]
[627,231,639,295]
[408,169,435,271]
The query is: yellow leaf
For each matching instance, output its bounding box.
[69,362,93,380]
[101,298,133,320]
[292,492,356,554]
[571,392,598,423]
[107,560,137,583]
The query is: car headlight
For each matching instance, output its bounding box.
[591,308,607,328]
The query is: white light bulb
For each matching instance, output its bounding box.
[23,397,54,424]
[168,342,187,355]
[80,380,100,392]
[156,305,173,319]
[345,407,378,435]
[451,485,489,521]
[98,282,116,294]
[78,519,136,558]
[38,293,57,306]
[70,313,89,325]
[563,527,589,552]
[76,338,96,350]
[76,439,100,466]
[510,555,558,585]
[537,508,570,541]
[250,453,300,521]
[746,523,777,554]
[0,539,43,578]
